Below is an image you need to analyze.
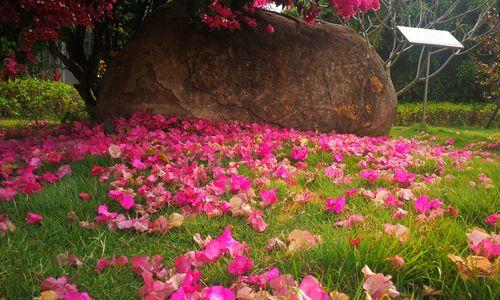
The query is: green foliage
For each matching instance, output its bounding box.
[396,102,498,127]
[0,77,86,121]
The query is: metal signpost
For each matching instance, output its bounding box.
[397,26,464,125]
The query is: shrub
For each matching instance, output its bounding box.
[396,102,498,127]
[0,77,86,120]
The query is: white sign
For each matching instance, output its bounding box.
[397,26,464,49]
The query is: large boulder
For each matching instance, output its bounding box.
[97,4,397,135]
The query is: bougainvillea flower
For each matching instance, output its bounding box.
[386,255,405,269]
[0,214,16,237]
[334,215,363,228]
[55,252,83,267]
[486,214,500,226]
[95,205,117,223]
[360,169,380,184]
[266,237,287,251]
[290,146,308,161]
[39,276,82,298]
[345,187,356,198]
[478,173,493,188]
[203,286,235,300]
[361,265,400,299]
[287,229,322,253]
[79,192,91,200]
[383,223,409,243]
[324,197,346,213]
[391,208,408,220]
[298,276,330,300]
[259,188,278,206]
[227,255,253,275]
[25,212,43,224]
[95,255,129,272]
[350,236,361,248]
[466,228,500,259]
[393,169,415,186]
[414,195,438,214]
[248,210,268,232]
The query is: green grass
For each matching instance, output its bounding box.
[1,126,499,299]
[391,124,500,149]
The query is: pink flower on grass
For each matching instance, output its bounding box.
[118,194,135,210]
[334,215,363,228]
[393,169,415,186]
[259,188,278,206]
[360,169,379,184]
[227,255,253,275]
[26,212,43,224]
[290,146,308,161]
[95,255,128,272]
[324,197,346,213]
[79,192,90,200]
[362,266,400,299]
[486,214,500,226]
[414,195,442,214]
[391,208,408,220]
[386,255,405,269]
[298,276,330,300]
[345,187,356,198]
[248,210,267,232]
[203,286,235,300]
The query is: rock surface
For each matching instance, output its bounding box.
[97,4,397,135]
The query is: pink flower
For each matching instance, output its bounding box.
[361,266,400,299]
[40,276,79,298]
[393,169,415,186]
[345,187,356,198]
[64,292,92,300]
[334,215,363,228]
[95,255,128,272]
[414,195,432,214]
[91,166,105,176]
[324,197,346,213]
[445,138,454,145]
[384,194,403,208]
[25,212,43,224]
[360,169,379,184]
[230,173,252,192]
[486,213,500,226]
[350,236,361,248]
[298,276,329,300]
[0,188,16,201]
[248,210,267,232]
[203,286,235,300]
[118,194,135,210]
[79,192,90,200]
[391,208,408,220]
[56,164,72,179]
[95,205,117,223]
[290,146,308,161]
[478,173,492,187]
[227,255,253,275]
[386,255,405,269]
[259,188,277,206]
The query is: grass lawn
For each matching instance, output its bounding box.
[0,118,499,299]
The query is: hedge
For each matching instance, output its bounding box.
[0,78,86,120]
[396,102,498,127]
